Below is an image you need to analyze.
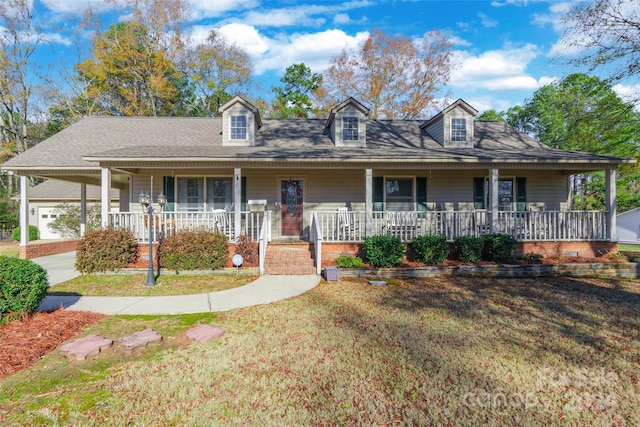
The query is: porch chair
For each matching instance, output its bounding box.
[212,209,231,236]
[337,207,359,240]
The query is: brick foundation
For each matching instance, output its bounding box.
[20,240,80,259]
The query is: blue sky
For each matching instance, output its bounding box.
[23,0,640,114]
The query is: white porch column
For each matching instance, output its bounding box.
[365,169,372,237]
[80,183,87,236]
[19,175,29,246]
[489,168,499,233]
[606,168,616,241]
[234,168,241,240]
[101,168,111,229]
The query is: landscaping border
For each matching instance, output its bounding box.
[339,262,640,279]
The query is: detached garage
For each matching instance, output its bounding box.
[616,208,640,243]
[25,180,119,240]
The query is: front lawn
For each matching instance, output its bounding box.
[48,274,258,296]
[1,276,638,425]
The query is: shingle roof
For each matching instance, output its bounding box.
[1,115,631,170]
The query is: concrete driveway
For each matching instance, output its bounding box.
[31,251,79,285]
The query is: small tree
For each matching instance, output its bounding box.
[48,203,102,239]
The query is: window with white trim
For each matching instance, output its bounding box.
[176,177,233,212]
[342,117,359,141]
[230,115,247,140]
[385,178,413,211]
[451,118,466,142]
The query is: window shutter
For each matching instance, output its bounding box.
[473,177,485,209]
[373,177,384,212]
[516,177,526,211]
[416,177,427,213]
[163,176,175,211]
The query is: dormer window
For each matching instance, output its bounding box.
[451,118,466,142]
[342,117,359,141]
[230,116,247,140]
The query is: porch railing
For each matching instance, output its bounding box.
[310,212,323,275]
[108,211,265,243]
[313,210,607,243]
[258,211,271,275]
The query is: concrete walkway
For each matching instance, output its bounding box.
[33,252,321,315]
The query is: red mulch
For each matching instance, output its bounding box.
[0,310,105,378]
[322,256,618,268]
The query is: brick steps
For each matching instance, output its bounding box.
[264,244,317,275]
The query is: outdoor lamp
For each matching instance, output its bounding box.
[139,189,165,286]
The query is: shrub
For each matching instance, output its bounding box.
[454,236,484,263]
[412,234,449,265]
[12,225,39,241]
[0,256,49,322]
[158,229,228,272]
[481,233,518,263]
[75,228,139,273]
[520,253,543,264]
[363,235,405,267]
[335,255,364,268]
[235,234,258,265]
[48,203,102,239]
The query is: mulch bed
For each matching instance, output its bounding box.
[0,310,105,378]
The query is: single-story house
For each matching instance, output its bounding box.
[616,208,640,243]
[21,179,119,240]
[1,97,633,272]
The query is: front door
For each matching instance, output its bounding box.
[281,180,303,237]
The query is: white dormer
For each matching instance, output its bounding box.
[420,99,478,148]
[325,97,370,147]
[219,96,262,147]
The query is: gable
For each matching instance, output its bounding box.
[421,99,477,148]
[219,96,262,147]
[325,98,370,148]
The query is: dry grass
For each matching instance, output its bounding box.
[1,276,639,426]
[48,274,258,296]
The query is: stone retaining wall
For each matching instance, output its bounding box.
[339,262,640,279]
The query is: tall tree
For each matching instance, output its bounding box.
[184,29,253,116]
[511,73,640,210]
[0,0,49,201]
[476,109,506,122]
[271,63,322,118]
[323,29,452,120]
[560,0,640,91]
[75,21,186,116]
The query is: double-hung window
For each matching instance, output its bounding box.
[230,115,247,140]
[176,177,233,212]
[342,117,359,141]
[451,118,466,142]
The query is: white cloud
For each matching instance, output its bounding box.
[478,12,498,28]
[613,83,640,108]
[216,23,271,58]
[449,35,472,47]
[333,13,351,25]
[188,0,258,19]
[450,44,551,91]
[41,0,118,15]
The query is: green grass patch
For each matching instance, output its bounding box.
[0,243,19,258]
[48,274,258,296]
[3,277,639,425]
[618,243,640,252]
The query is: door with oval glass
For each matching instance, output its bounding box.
[280,179,303,237]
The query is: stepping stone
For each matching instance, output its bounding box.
[60,334,113,360]
[117,328,163,350]
[186,324,226,342]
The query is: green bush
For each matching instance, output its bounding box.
[335,255,364,268]
[481,233,518,263]
[12,225,39,241]
[412,234,449,265]
[519,253,543,263]
[75,228,139,273]
[158,229,228,272]
[0,256,49,322]
[454,236,484,263]
[363,235,405,267]
[48,203,102,239]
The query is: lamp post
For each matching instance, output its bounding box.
[139,190,167,286]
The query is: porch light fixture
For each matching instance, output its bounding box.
[138,189,166,286]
